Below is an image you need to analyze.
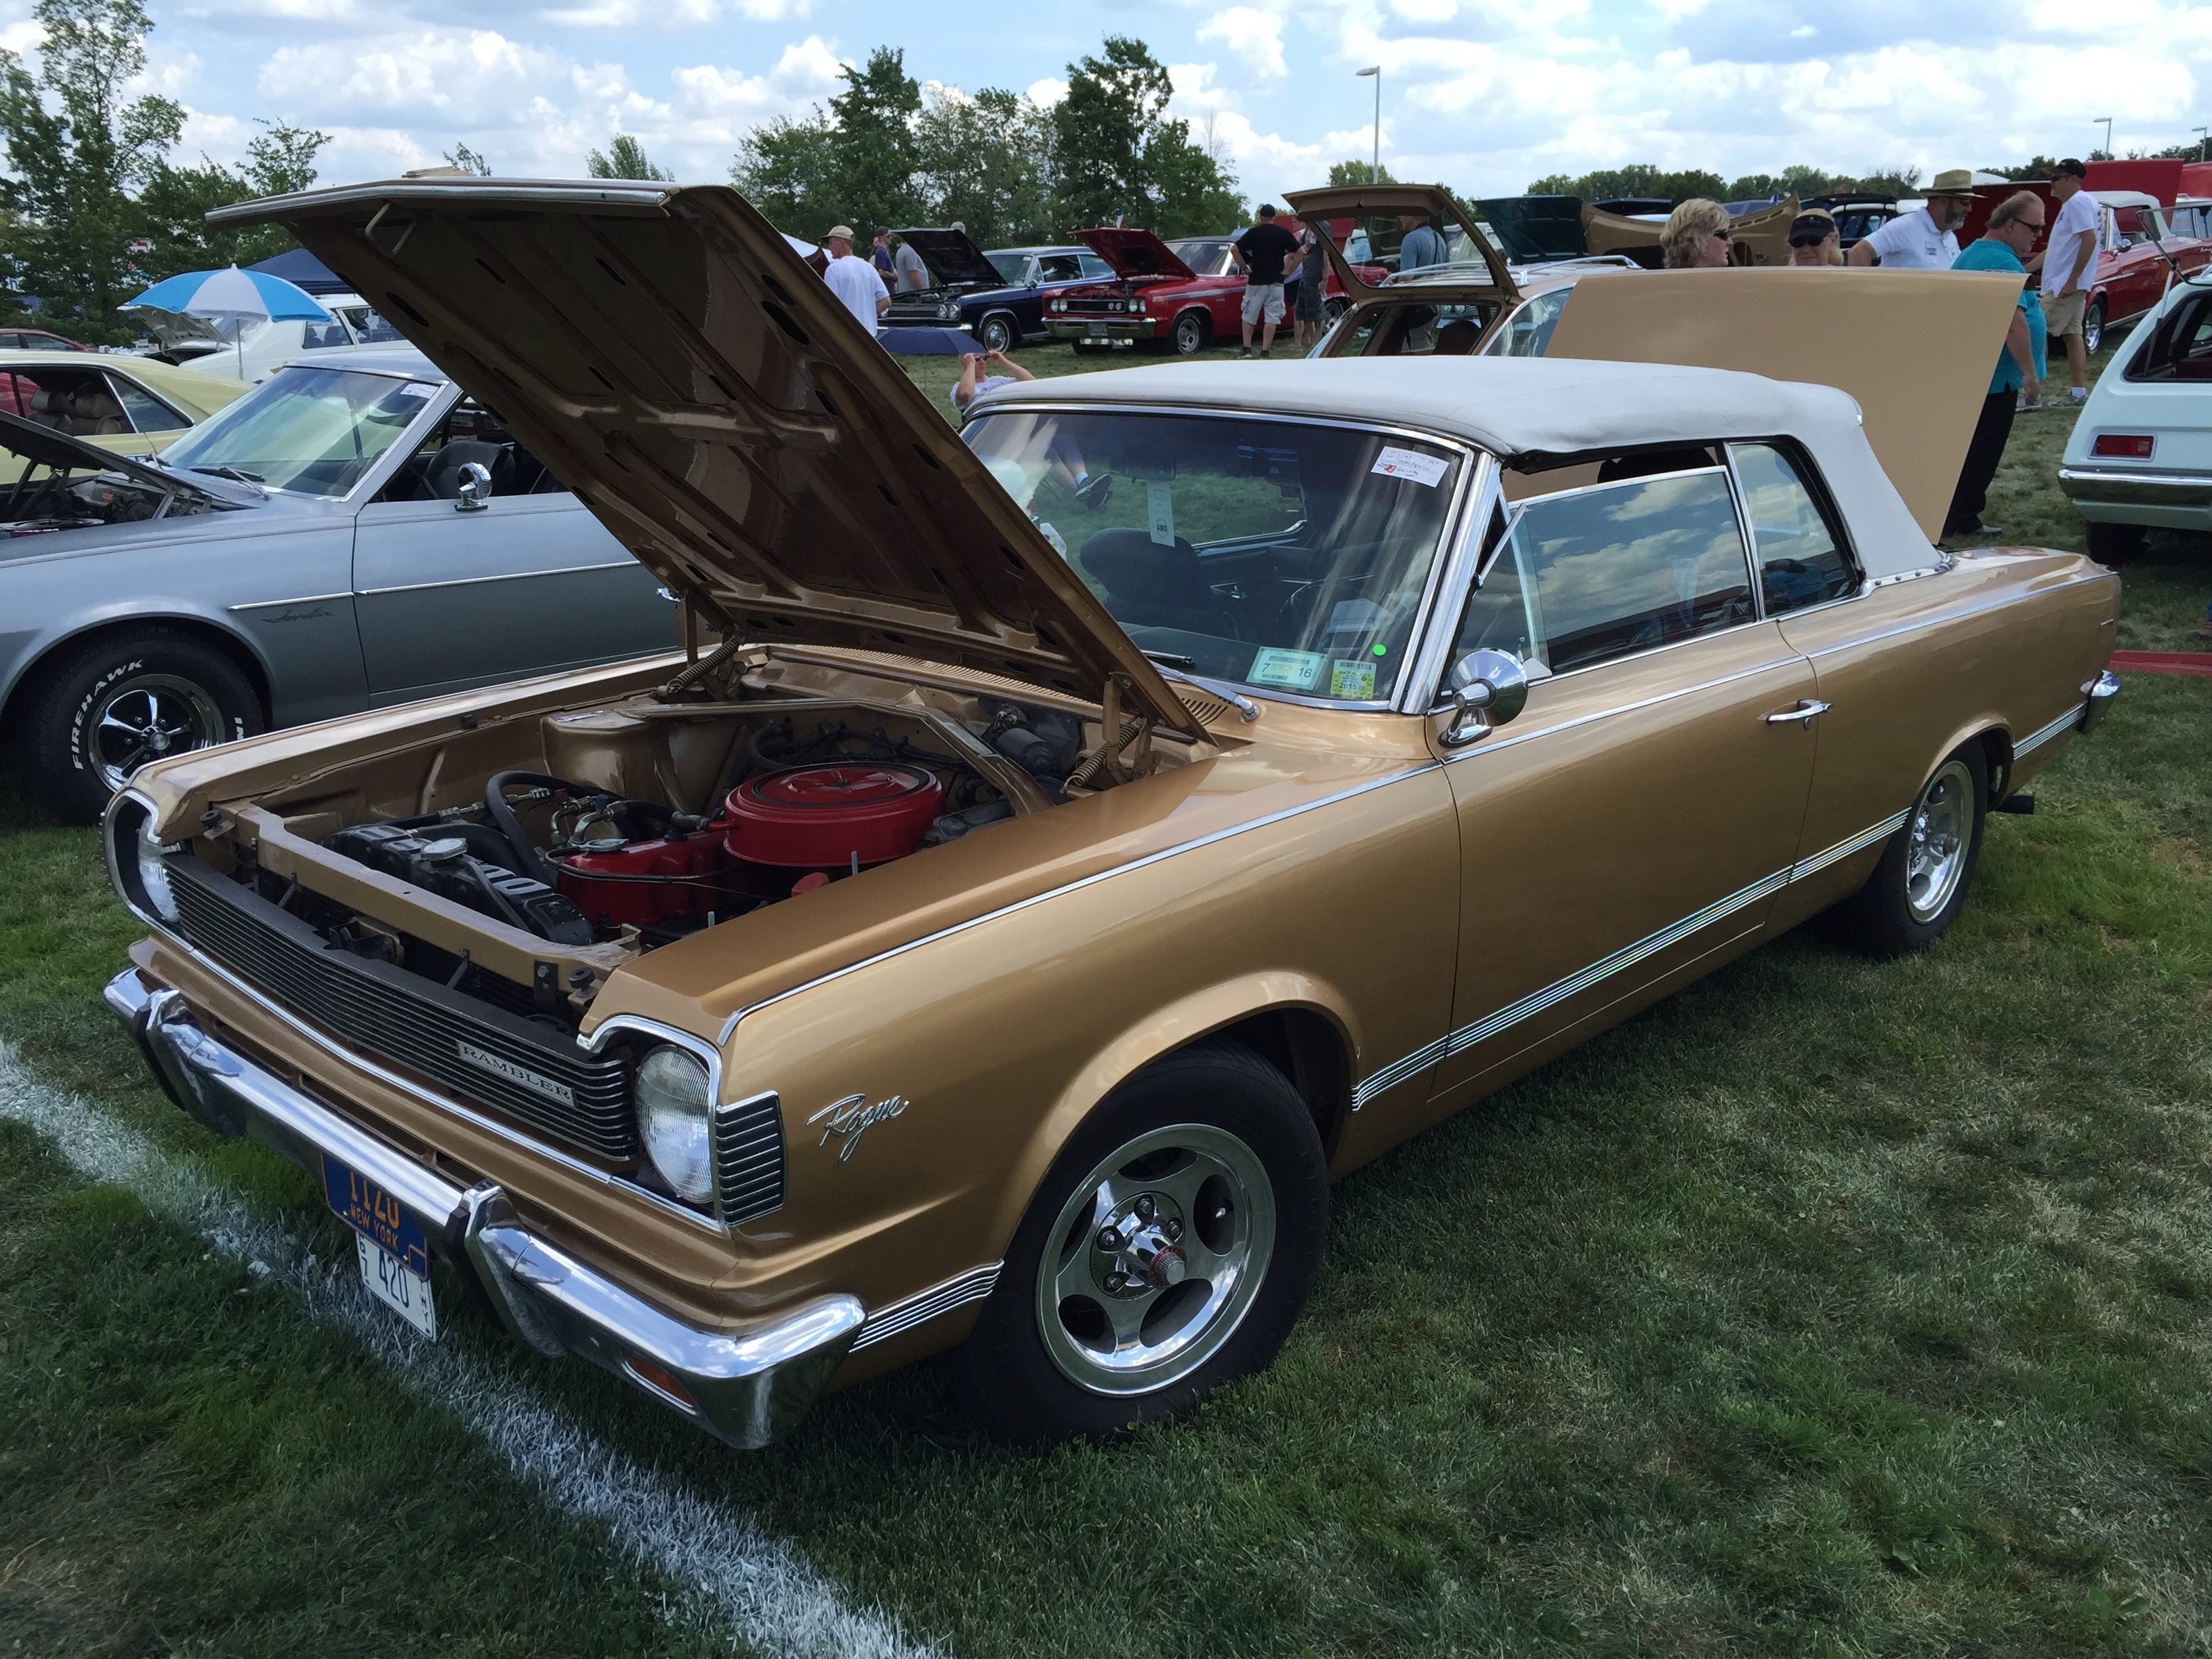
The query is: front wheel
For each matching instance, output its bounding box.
[977,312,1017,354]
[1324,295,1349,323]
[1170,310,1208,355]
[1829,745,1988,957]
[21,627,263,823]
[956,1040,1328,1443]
[2083,298,2106,356]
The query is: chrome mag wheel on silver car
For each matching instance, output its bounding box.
[958,1039,1328,1441]
[1904,759,1975,924]
[86,673,227,793]
[1036,1123,1276,1395]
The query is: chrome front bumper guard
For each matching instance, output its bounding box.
[103,968,863,1450]
[2080,668,2123,735]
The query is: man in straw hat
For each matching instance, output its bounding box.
[1848,169,1978,268]
[820,224,890,337]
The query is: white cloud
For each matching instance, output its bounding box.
[1026,75,1069,106]
[1391,0,1460,20]
[1197,7,1290,80]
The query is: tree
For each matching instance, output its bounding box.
[826,47,922,233]
[1522,163,1727,203]
[136,120,330,275]
[445,142,491,176]
[914,86,1053,246]
[1052,37,1240,236]
[731,112,840,232]
[0,0,182,340]
[586,134,672,182]
[1327,159,1397,188]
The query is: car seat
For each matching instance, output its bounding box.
[425,438,515,500]
[66,384,125,435]
[1079,527,1238,636]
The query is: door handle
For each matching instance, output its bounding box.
[1763,699,1831,727]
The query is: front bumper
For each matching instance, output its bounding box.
[104,967,863,1449]
[1044,317,1154,344]
[2079,668,2123,735]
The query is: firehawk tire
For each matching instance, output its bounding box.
[1830,743,1988,958]
[956,1039,1328,1443]
[23,627,262,823]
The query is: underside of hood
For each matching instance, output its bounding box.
[0,410,231,505]
[893,227,1003,288]
[211,178,1202,738]
[1073,228,1197,283]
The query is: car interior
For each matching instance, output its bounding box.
[1334,301,1498,356]
[374,401,570,503]
[2123,290,2212,381]
[0,368,167,436]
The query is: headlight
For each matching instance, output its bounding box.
[138,819,180,922]
[941,302,960,319]
[636,1044,713,1204]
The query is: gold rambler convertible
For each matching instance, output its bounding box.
[102,179,2121,1446]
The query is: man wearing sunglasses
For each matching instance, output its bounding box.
[1849,168,1977,268]
[1942,191,2049,539]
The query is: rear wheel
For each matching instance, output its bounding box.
[2083,298,2106,356]
[22,626,262,823]
[1830,745,1988,957]
[1324,295,1349,323]
[977,312,1018,354]
[2086,520,2146,562]
[1170,310,1208,355]
[956,1039,1328,1443]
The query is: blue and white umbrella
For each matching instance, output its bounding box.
[125,266,333,374]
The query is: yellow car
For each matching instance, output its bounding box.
[0,351,244,480]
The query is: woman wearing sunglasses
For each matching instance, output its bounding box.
[1661,199,1735,268]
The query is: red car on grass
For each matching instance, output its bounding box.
[1961,182,2211,354]
[1042,226,1380,356]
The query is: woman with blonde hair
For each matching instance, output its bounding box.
[1661,199,1734,268]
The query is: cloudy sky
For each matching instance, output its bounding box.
[7,0,2207,211]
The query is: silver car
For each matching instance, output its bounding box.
[0,343,672,819]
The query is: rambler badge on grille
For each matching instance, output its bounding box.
[456,1041,578,1108]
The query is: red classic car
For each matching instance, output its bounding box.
[1042,226,1380,356]
[1961,183,2210,354]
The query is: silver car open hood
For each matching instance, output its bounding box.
[211,178,1204,737]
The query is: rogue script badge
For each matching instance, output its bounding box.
[808,1092,909,1162]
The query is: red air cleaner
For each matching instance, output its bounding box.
[555,832,730,928]
[724,763,943,869]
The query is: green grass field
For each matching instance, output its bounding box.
[1,337,2207,1658]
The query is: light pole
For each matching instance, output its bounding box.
[2196,125,2208,162]
[2094,115,2112,158]
[1356,66,1380,183]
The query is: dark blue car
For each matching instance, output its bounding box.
[883,230,1118,352]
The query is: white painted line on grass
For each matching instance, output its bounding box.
[0,1038,937,1659]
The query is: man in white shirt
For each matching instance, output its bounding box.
[2038,159,2100,405]
[821,225,890,337]
[1847,169,1978,269]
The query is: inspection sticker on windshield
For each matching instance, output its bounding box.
[396,381,436,398]
[1329,659,1377,699]
[1248,648,1325,690]
[1371,446,1450,487]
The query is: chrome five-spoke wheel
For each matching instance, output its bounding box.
[1904,759,1975,924]
[1037,1123,1275,1395]
[89,674,227,794]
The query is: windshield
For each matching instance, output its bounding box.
[987,251,1033,285]
[964,409,1464,702]
[1169,239,1235,275]
[159,366,434,497]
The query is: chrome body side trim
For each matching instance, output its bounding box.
[717,762,1441,1045]
[103,967,860,1450]
[1437,654,1805,760]
[1797,573,2106,662]
[1350,805,1911,1109]
[228,591,354,613]
[850,1262,1003,1352]
[2014,704,2081,758]
[356,558,634,598]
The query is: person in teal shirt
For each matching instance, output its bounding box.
[1942,192,2048,537]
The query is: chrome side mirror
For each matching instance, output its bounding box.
[1438,649,1530,747]
[454,461,492,512]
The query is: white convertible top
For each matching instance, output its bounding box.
[977,356,1940,579]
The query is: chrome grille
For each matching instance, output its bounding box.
[714,1091,787,1224]
[167,856,636,1161]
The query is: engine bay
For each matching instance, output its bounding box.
[1,467,220,536]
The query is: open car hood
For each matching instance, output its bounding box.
[125,307,226,347]
[1284,183,1517,305]
[0,410,235,504]
[1479,197,1801,270]
[1072,228,1198,283]
[213,178,1203,737]
[893,227,1004,289]
[1540,268,2020,540]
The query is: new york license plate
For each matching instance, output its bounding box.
[322,1153,438,1340]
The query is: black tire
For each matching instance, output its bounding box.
[977,312,1018,354]
[1170,310,1208,356]
[21,626,262,823]
[2083,298,2106,356]
[1323,295,1349,323]
[955,1038,1328,1443]
[1829,743,1988,958]
[2086,520,2146,563]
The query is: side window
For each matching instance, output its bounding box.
[106,374,190,433]
[374,397,568,504]
[1727,442,1858,613]
[1462,469,1755,676]
[1481,287,1570,356]
[1038,255,1083,282]
[2124,291,2212,382]
[12,369,127,436]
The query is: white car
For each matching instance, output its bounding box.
[136,290,401,383]
[2057,273,2212,560]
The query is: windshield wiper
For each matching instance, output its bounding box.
[1141,653,1261,723]
[190,464,264,485]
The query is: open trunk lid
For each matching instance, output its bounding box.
[1072,228,1198,283]
[212,178,1204,738]
[1285,182,1517,305]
